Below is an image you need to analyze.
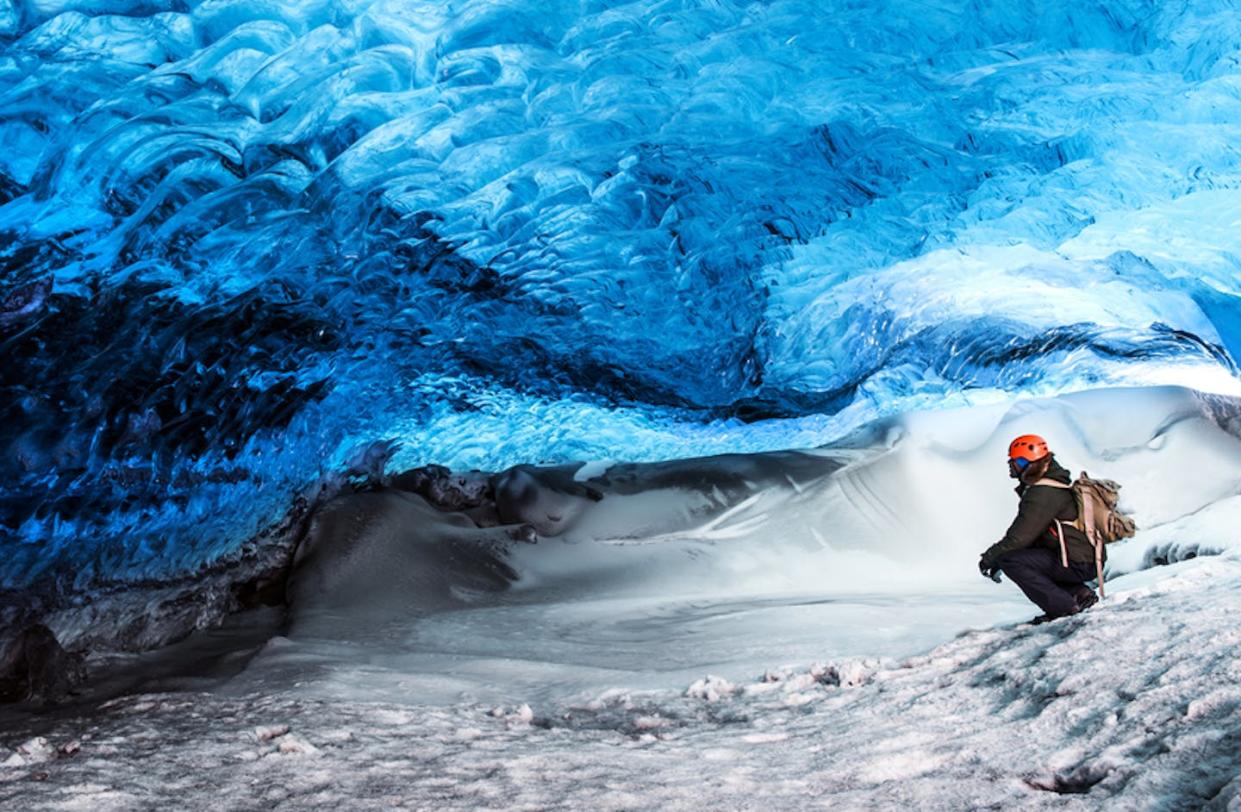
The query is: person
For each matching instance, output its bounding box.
[978,434,1100,624]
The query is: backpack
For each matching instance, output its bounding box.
[1035,473,1137,598]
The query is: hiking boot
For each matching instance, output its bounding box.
[1075,587,1099,611]
[1029,606,1081,625]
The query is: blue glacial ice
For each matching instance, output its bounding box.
[3,0,1241,588]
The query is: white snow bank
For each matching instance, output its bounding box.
[491,385,1241,604]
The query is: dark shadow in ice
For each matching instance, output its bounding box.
[284,448,843,638]
[285,490,532,636]
[0,607,285,735]
[0,624,85,705]
[0,444,842,705]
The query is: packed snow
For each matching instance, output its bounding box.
[0,553,1237,811]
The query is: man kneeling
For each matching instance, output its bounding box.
[979,434,1099,624]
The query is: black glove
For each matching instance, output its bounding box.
[979,557,1001,583]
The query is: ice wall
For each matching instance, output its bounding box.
[3,0,1241,587]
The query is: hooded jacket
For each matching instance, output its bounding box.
[981,456,1098,567]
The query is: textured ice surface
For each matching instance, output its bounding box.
[5,1,1241,586]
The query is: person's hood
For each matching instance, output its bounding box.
[1042,457,1072,484]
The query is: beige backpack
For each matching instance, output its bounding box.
[1036,473,1137,598]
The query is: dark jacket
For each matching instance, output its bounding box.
[981,457,1099,566]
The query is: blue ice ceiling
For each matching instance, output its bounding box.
[3,0,1241,587]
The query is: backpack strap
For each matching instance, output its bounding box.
[1053,519,1069,568]
[1080,488,1106,598]
[1038,478,1107,596]
[1035,479,1072,566]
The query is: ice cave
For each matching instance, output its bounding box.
[0,1,1239,809]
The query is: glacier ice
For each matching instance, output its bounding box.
[3,1,1241,590]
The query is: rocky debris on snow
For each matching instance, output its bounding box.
[3,737,56,767]
[17,738,56,763]
[247,724,320,757]
[686,675,736,702]
[254,724,290,742]
[706,661,880,708]
[390,465,494,515]
[487,704,536,726]
[0,555,1238,811]
[814,660,877,688]
[1,735,84,771]
[276,734,319,756]
[510,704,534,725]
[632,715,665,731]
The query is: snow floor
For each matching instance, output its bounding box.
[235,584,1041,708]
[1,552,1237,811]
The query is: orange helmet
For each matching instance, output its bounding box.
[1008,434,1050,463]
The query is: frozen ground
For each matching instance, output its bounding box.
[0,553,1237,811]
[2,386,1240,809]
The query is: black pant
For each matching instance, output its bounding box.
[997,547,1096,617]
